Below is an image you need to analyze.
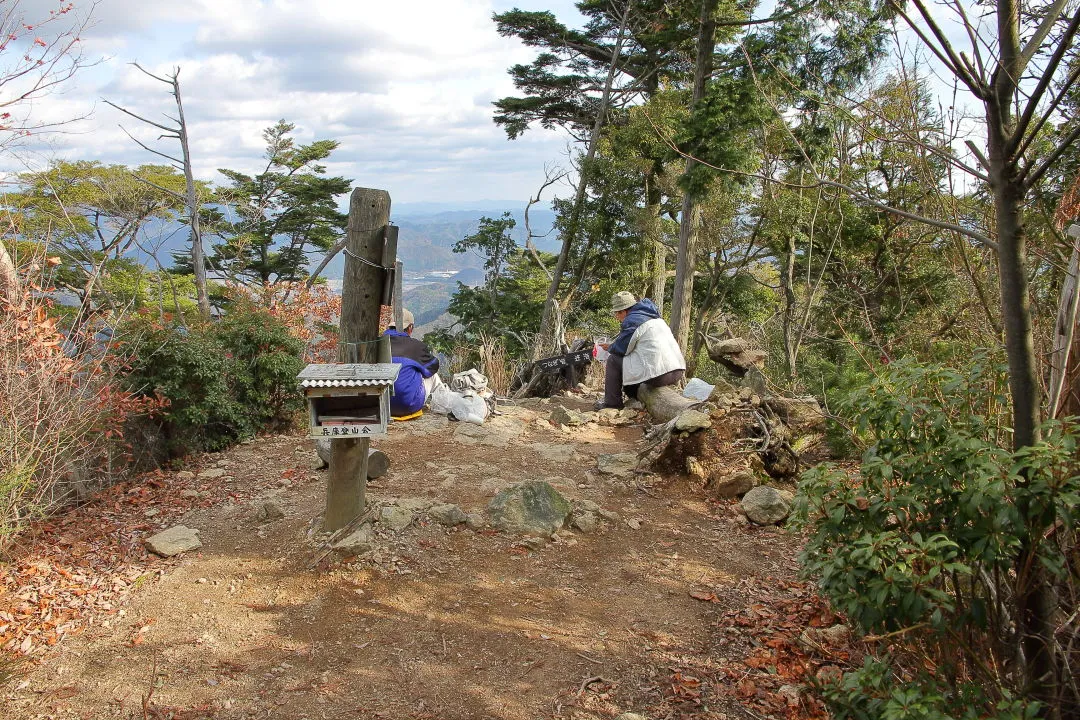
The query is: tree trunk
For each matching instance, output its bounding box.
[782,232,797,379]
[669,0,719,351]
[172,73,210,318]
[532,2,632,361]
[988,2,1054,711]
[645,174,666,313]
[637,384,697,423]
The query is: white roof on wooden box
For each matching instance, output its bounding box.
[298,363,400,388]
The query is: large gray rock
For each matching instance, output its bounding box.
[674,409,712,432]
[333,524,373,556]
[145,525,202,557]
[596,453,639,478]
[487,481,571,537]
[429,503,467,526]
[379,505,415,532]
[740,486,794,525]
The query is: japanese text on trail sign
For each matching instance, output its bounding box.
[535,349,593,375]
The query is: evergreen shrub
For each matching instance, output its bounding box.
[121,305,304,456]
[794,354,1079,718]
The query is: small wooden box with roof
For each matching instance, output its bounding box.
[297,363,400,440]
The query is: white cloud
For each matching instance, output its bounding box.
[0,0,581,204]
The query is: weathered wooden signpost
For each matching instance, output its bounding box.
[302,187,396,531]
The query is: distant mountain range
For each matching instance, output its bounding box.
[321,205,558,277]
[117,202,559,331]
[128,202,558,279]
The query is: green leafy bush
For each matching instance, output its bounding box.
[794,354,1079,718]
[121,306,304,456]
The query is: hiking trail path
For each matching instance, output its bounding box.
[3,396,835,720]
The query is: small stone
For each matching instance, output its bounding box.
[674,409,711,432]
[573,499,600,513]
[379,506,415,532]
[615,713,649,720]
[596,453,638,478]
[465,513,486,530]
[215,459,229,467]
[258,501,285,522]
[199,468,226,480]
[626,518,641,530]
[597,508,621,522]
[778,685,802,707]
[145,526,201,557]
[708,472,755,499]
[549,407,584,426]
[180,489,200,498]
[738,387,753,401]
[176,471,196,481]
[532,443,577,463]
[396,497,433,513]
[571,512,599,533]
[740,486,793,525]
[519,536,546,550]
[315,438,332,467]
[749,394,762,407]
[429,503,467,526]
[144,508,159,517]
[800,624,852,649]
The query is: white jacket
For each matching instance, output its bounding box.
[623,318,686,385]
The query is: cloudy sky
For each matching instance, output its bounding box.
[3,0,586,206]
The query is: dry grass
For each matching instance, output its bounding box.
[477,332,514,396]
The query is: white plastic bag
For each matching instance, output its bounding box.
[682,377,715,402]
[428,384,457,416]
[449,391,489,424]
[451,368,488,393]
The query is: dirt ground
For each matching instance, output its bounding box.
[2,396,824,720]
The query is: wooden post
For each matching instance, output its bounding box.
[325,187,391,532]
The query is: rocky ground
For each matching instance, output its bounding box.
[1,395,853,720]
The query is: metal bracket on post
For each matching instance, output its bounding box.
[380,224,399,309]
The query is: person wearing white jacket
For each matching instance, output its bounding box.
[598,291,686,410]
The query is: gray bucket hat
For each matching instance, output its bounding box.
[610,291,636,312]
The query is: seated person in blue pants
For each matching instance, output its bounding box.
[382,309,442,417]
[598,291,685,410]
